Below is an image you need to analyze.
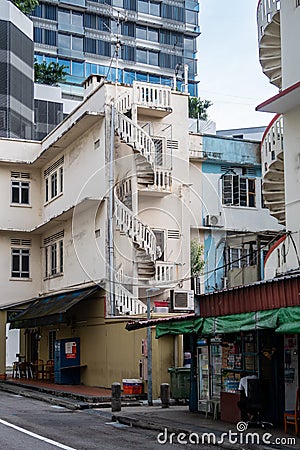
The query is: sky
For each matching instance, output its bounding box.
[197,0,278,130]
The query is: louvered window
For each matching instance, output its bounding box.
[44,157,64,202]
[11,172,30,205]
[44,231,64,278]
[11,238,31,278]
[222,175,256,207]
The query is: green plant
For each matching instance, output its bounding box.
[13,0,39,14]
[34,60,68,86]
[188,97,212,120]
[191,239,204,277]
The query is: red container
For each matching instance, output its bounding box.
[154,301,169,307]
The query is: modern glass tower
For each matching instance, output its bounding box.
[1,0,34,139]
[30,0,200,100]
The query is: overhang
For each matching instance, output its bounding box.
[256,81,300,113]
[9,286,101,329]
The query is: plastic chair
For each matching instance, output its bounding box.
[33,359,44,380]
[45,360,54,382]
[284,387,300,435]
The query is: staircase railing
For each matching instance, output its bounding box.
[114,188,156,262]
[133,81,172,109]
[115,283,147,315]
[115,111,156,167]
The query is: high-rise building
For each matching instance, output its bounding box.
[1,1,34,139]
[29,0,200,101]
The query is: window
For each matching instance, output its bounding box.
[44,157,64,202]
[136,49,159,66]
[11,172,30,205]
[58,8,83,26]
[138,0,160,16]
[44,231,64,278]
[34,28,57,46]
[58,34,83,52]
[11,248,30,278]
[11,181,30,205]
[229,245,257,270]
[222,174,256,207]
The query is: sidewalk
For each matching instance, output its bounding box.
[0,379,299,450]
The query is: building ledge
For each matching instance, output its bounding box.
[256,81,300,113]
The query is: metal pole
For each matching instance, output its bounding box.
[108,104,115,316]
[147,289,153,406]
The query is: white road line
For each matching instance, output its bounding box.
[0,419,77,450]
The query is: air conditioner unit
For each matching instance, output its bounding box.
[205,214,224,227]
[170,290,194,311]
[193,277,202,295]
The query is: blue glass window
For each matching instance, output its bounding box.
[72,61,84,77]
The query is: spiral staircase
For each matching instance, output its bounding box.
[114,84,172,286]
[258,1,285,226]
[257,0,281,88]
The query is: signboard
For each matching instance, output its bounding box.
[65,341,77,359]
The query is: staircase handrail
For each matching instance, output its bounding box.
[114,187,156,262]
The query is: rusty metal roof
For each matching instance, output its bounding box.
[126,313,195,331]
[199,273,300,318]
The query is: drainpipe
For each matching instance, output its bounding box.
[108,104,115,316]
[184,64,189,94]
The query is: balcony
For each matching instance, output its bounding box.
[133,82,172,117]
[261,114,285,225]
[154,262,178,286]
[257,0,281,88]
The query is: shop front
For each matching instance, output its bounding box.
[155,304,300,425]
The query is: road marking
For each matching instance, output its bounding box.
[0,419,76,449]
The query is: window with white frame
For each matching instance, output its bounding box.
[222,174,256,207]
[44,157,64,203]
[11,238,31,278]
[228,244,257,270]
[11,172,30,205]
[44,231,64,278]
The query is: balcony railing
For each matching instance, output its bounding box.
[155,262,178,283]
[261,114,283,176]
[133,82,172,110]
[257,0,280,41]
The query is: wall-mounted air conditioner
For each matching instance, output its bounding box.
[205,214,224,227]
[170,290,194,311]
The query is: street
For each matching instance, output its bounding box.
[0,391,222,449]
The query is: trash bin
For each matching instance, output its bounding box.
[168,367,191,400]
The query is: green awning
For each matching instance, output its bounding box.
[156,317,203,338]
[155,306,300,338]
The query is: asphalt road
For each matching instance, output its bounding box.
[0,391,222,449]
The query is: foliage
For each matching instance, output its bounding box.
[188,97,213,120]
[13,0,39,14]
[34,60,68,86]
[191,239,204,277]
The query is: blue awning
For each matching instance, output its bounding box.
[9,286,100,329]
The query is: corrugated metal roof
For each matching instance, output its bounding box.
[199,274,300,317]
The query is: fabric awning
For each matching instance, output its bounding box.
[155,306,300,338]
[9,286,100,329]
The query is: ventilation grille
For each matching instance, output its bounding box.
[167,140,179,150]
[43,230,64,246]
[243,167,256,176]
[44,156,64,178]
[11,172,30,179]
[11,238,31,246]
[168,229,180,239]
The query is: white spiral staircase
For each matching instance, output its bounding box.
[257,0,282,88]
[114,89,158,280]
[261,114,285,225]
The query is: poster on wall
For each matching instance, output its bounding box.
[65,341,77,359]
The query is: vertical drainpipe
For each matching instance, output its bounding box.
[109,103,115,316]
